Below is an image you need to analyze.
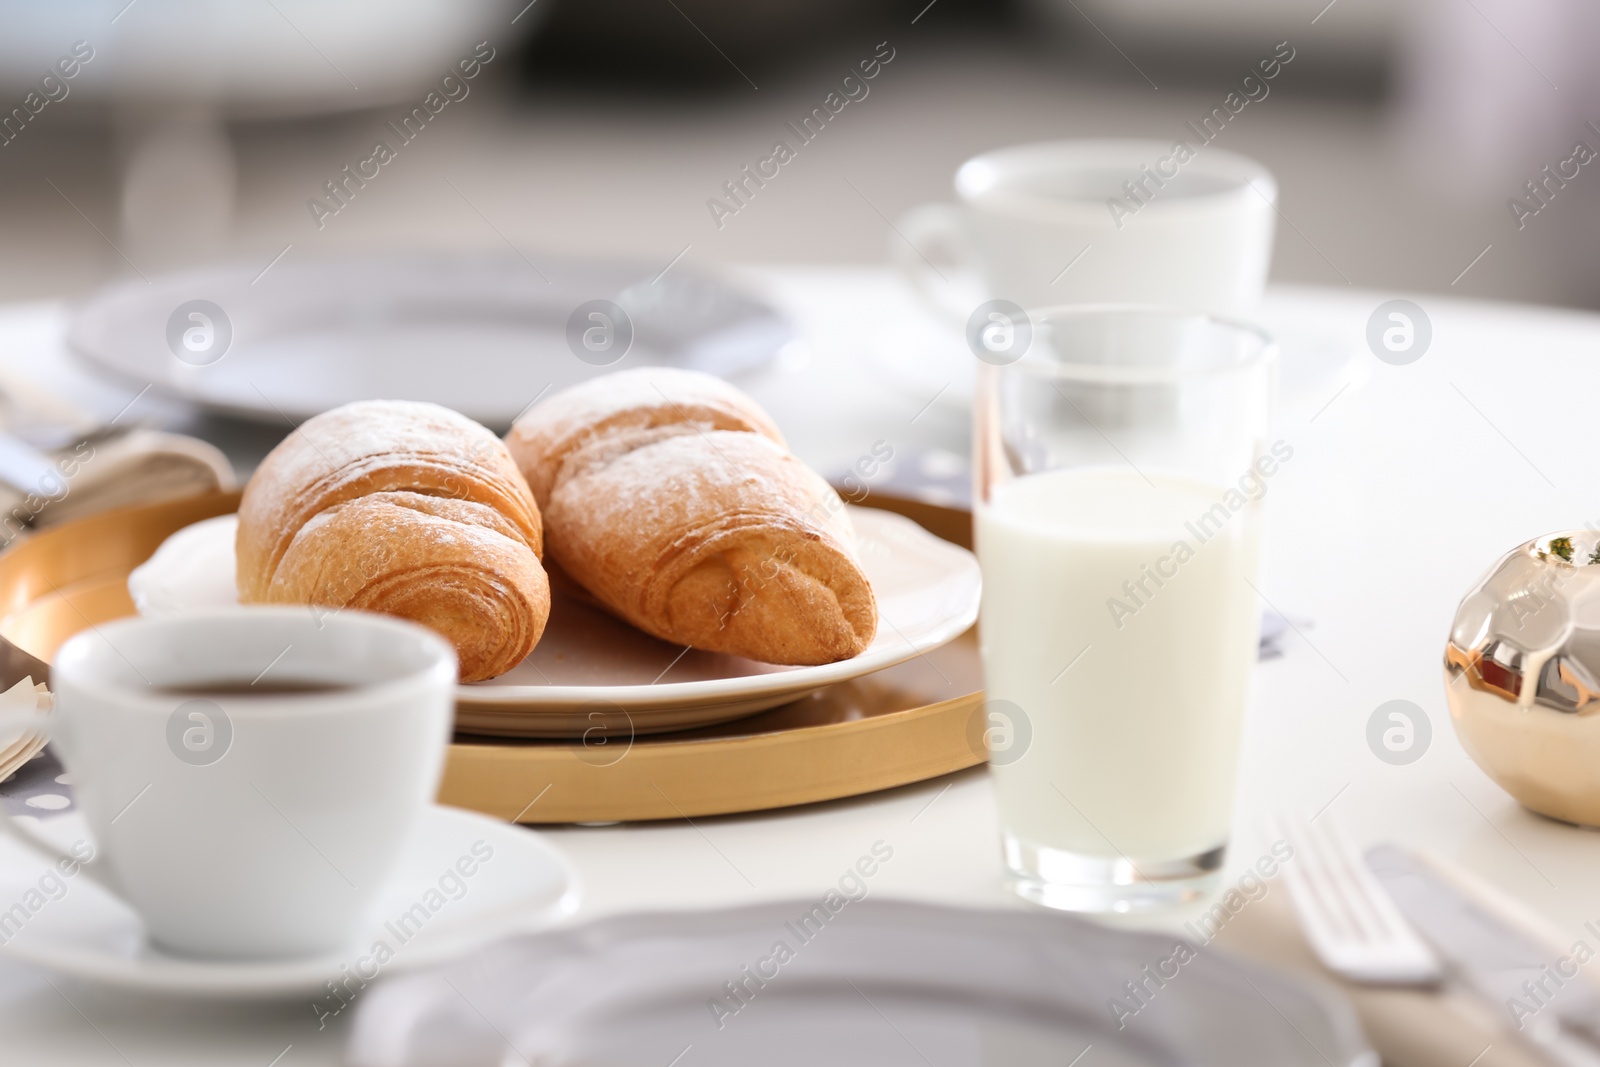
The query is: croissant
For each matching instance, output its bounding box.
[236,400,550,682]
[505,368,876,665]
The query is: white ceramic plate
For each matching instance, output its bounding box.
[0,804,579,999]
[346,899,1376,1067]
[66,253,794,431]
[128,508,982,736]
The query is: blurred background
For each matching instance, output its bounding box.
[0,0,1596,308]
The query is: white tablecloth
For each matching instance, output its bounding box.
[2,268,1598,1064]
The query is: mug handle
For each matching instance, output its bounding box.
[889,203,976,326]
[0,706,111,891]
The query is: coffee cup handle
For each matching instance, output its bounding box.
[0,707,111,891]
[889,203,975,327]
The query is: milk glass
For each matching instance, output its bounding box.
[974,307,1274,912]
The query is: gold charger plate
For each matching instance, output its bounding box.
[0,491,985,822]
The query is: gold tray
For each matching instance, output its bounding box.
[0,491,985,823]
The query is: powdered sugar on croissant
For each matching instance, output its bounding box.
[506,368,876,665]
[237,401,550,682]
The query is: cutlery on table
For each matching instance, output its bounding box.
[1369,844,1600,1067]
[1277,813,1442,986]
[1278,812,1600,1066]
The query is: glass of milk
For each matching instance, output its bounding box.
[974,306,1275,912]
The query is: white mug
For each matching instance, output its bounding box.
[893,139,1277,324]
[0,608,455,960]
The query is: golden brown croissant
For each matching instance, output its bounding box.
[505,368,876,665]
[237,400,550,682]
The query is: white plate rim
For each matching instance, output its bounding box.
[462,505,978,709]
[348,898,1378,1067]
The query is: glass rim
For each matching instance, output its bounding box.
[998,304,1276,386]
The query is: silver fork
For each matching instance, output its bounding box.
[1275,811,1442,986]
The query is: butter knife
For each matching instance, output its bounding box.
[1367,844,1600,1066]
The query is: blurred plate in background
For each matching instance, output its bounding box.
[67,252,794,430]
[346,900,1376,1067]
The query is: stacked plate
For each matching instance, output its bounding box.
[38,255,987,821]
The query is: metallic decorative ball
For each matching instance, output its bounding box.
[1445,531,1600,827]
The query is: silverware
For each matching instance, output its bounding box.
[1277,813,1441,985]
[1368,844,1600,1067]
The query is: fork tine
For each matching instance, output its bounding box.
[1322,817,1418,946]
[1275,811,1441,986]
[1305,815,1387,943]
[1279,813,1367,946]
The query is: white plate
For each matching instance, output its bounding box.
[0,804,579,999]
[346,899,1376,1067]
[66,253,794,431]
[128,508,982,736]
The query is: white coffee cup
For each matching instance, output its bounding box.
[893,139,1277,324]
[0,608,455,960]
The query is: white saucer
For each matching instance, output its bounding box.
[866,287,1371,423]
[0,804,579,999]
[66,253,794,431]
[128,507,982,737]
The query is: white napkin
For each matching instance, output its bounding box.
[0,676,50,784]
[0,365,233,538]
[3,427,235,529]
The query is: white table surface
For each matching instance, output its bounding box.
[2,268,1599,1064]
